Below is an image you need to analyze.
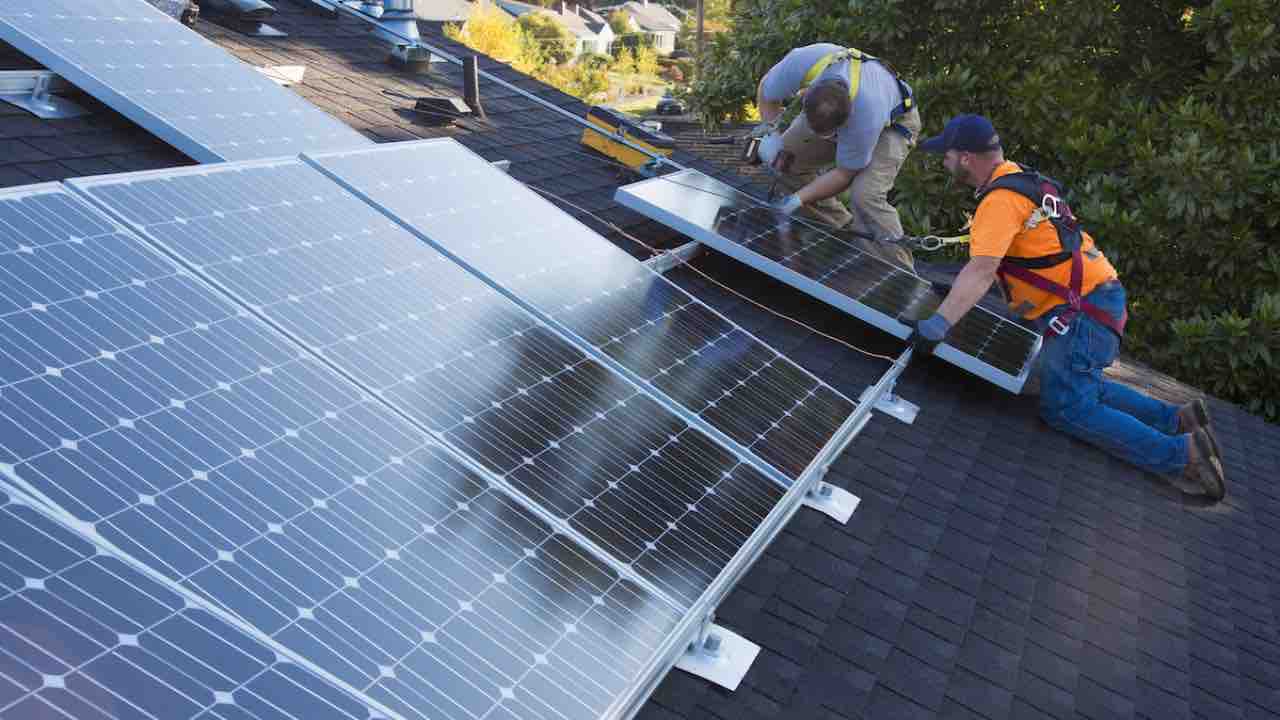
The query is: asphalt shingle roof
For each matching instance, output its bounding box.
[2,4,1278,719]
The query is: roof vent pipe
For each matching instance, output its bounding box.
[463,55,486,119]
[369,0,430,65]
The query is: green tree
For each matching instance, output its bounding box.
[693,0,1280,420]
[607,9,633,35]
[516,12,576,66]
[634,44,659,78]
[444,3,527,67]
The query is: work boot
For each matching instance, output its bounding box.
[1180,428,1226,502]
[1177,398,1221,460]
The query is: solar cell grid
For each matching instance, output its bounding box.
[71,161,787,609]
[0,484,379,720]
[616,170,1043,392]
[305,140,857,481]
[0,184,687,720]
[0,0,371,163]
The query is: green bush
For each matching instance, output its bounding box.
[692,0,1280,421]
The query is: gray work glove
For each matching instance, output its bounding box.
[906,313,951,357]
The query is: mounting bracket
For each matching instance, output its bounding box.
[0,71,89,120]
[675,614,759,691]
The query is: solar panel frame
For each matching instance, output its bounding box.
[0,179,723,720]
[615,170,1045,394]
[299,139,861,488]
[0,0,372,163]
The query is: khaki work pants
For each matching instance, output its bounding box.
[775,107,921,270]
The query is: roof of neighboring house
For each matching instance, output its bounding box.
[605,0,681,32]
[414,0,477,23]
[659,118,772,184]
[3,6,1280,720]
[496,0,612,40]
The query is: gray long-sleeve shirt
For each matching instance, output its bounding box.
[760,42,909,171]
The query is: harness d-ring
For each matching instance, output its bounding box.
[1041,194,1063,219]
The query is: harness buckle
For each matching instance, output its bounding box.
[1048,315,1071,336]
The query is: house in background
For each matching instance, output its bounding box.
[497,0,615,58]
[414,0,479,23]
[599,0,680,54]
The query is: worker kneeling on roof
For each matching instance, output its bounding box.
[755,43,921,270]
[908,114,1226,501]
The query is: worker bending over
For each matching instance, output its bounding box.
[755,42,921,269]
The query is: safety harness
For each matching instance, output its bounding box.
[800,47,915,140]
[976,167,1128,339]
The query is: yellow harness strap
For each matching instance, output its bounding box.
[801,48,866,101]
[800,47,915,115]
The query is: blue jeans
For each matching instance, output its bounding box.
[1035,282,1188,475]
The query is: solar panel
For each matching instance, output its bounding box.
[302,139,858,482]
[616,170,1044,394]
[70,160,789,611]
[0,182,694,720]
[0,0,371,163]
[0,484,380,720]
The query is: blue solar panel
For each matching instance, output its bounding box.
[0,0,371,163]
[0,183,688,720]
[0,483,380,720]
[304,140,858,482]
[71,162,787,611]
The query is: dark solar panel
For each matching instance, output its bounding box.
[71,160,787,609]
[0,0,370,162]
[616,170,1043,392]
[0,183,686,720]
[304,140,857,482]
[0,484,379,720]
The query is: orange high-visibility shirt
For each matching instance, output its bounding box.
[970,161,1118,319]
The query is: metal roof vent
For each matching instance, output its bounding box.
[355,1,431,65]
[413,96,471,126]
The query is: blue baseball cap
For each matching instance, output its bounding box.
[920,114,1001,154]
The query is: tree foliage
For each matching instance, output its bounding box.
[447,5,610,101]
[607,9,633,35]
[516,12,576,66]
[444,3,531,70]
[693,0,1280,420]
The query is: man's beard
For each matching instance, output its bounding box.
[950,163,974,187]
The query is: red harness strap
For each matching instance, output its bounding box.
[998,249,1128,338]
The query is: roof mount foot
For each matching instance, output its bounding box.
[0,72,89,120]
[861,379,917,424]
[802,480,860,523]
[675,618,758,691]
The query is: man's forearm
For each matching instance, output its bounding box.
[936,257,1001,325]
[797,167,856,205]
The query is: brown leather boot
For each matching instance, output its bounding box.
[1180,428,1226,501]
[1177,398,1221,460]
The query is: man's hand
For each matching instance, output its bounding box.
[772,193,802,217]
[906,313,951,357]
[758,132,784,169]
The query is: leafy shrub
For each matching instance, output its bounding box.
[692,0,1280,421]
